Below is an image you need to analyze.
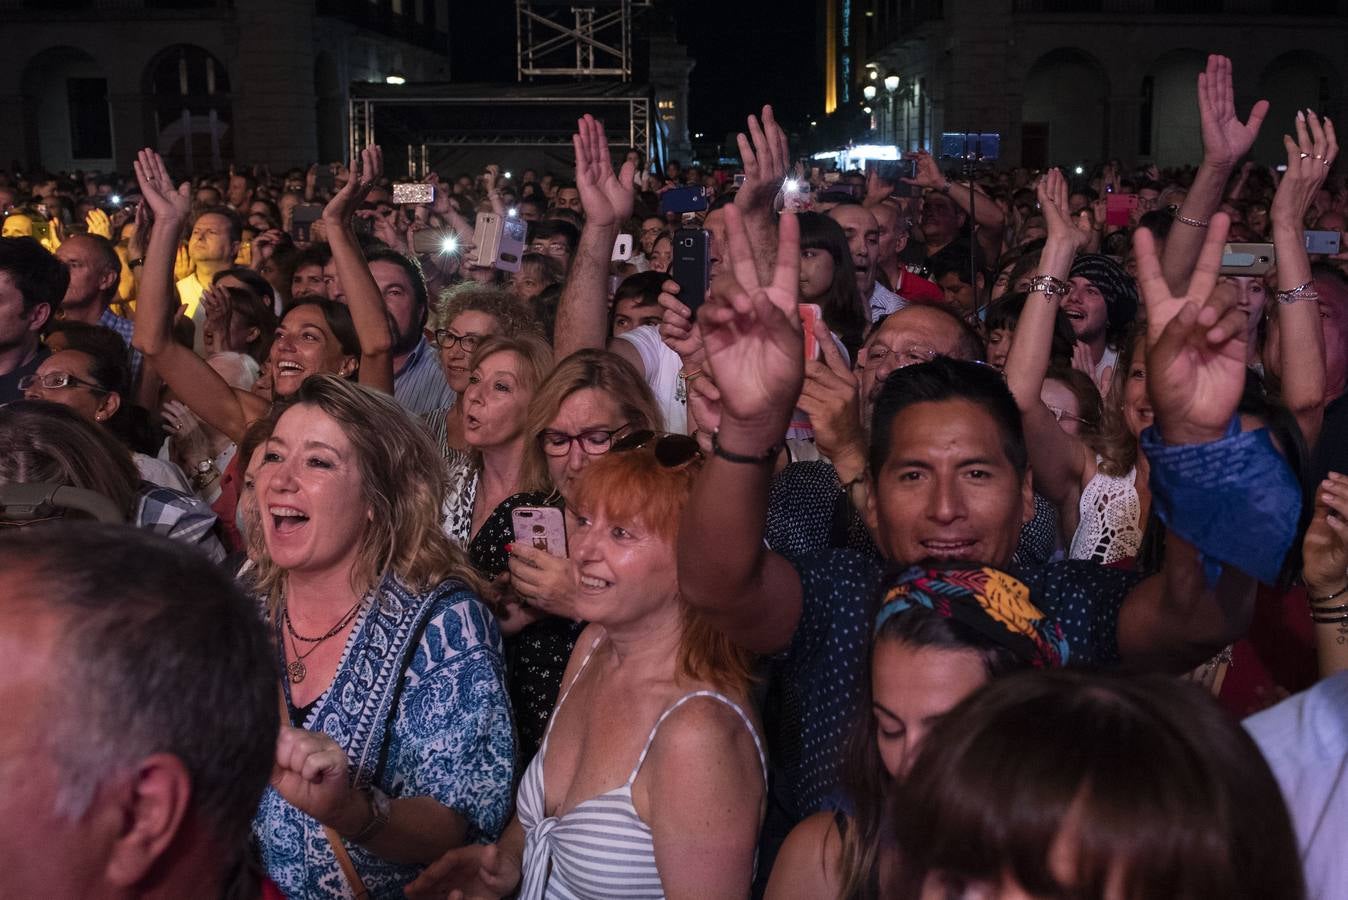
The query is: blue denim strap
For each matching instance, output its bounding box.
[1141,418,1301,586]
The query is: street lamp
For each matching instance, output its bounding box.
[385,72,406,85]
[883,73,900,93]
[862,83,877,102]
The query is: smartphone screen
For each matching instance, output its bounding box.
[511,507,567,558]
[1105,194,1137,227]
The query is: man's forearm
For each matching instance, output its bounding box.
[554,224,617,358]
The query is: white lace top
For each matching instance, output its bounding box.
[1069,460,1142,565]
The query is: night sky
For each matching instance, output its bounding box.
[449,0,823,149]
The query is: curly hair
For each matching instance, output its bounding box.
[431,282,542,337]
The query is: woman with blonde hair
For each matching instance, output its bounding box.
[251,374,514,899]
[408,439,767,899]
[499,349,662,757]
[424,283,541,467]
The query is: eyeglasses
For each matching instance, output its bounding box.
[864,342,939,369]
[434,330,482,352]
[19,371,108,394]
[538,426,629,458]
[611,429,701,468]
[1046,406,1089,426]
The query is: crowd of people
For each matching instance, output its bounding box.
[2,52,1347,898]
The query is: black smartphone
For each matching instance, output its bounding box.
[869,159,919,198]
[289,203,323,243]
[660,186,710,216]
[672,227,711,315]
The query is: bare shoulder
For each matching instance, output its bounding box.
[764,811,844,900]
[644,693,763,787]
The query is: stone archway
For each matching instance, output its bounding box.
[1021,48,1110,169]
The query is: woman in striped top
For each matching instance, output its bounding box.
[407,436,768,899]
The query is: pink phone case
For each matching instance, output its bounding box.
[800,304,822,361]
[511,507,567,558]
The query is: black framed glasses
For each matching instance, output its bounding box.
[537,426,628,458]
[433,330,483,352]
[611,429,701,468]
[18,371,108,394]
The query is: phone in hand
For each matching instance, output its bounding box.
[869,159,919,198]
[611,233,634,262]
[672,228,711,315]
[496,215,527,272]
[313,168,335,194]
[471,212,502,268]
[392,183,434,205]
[660,186,710,215]
[1220,242,1275,277]
[289,203,323,243]
[800,303,822,361]
[1105,194,1137,227]
[511,507,567,558]
[1305,230,1342,255]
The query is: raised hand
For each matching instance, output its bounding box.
[1271,110,1338,227]
[572,114,636,228]
[322,146,383,228]
[1302,472,1348,595]
[657,281,704,362]
[133,148,191,224]
[900,151,947,191]
[403,843,521,900]
[506,544,581,620]
[201,283,232,331]
[1038,168,1088,252]
[796,319,864,465]
[270,726,360,830]
[1197,54,1269,168]
[733,104,791,214]
[697,205,803,430]
[85,207,112,240]
[1134,212,1247,444]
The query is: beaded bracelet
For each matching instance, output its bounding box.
[1174,212,1210,228]
[1028,274,1070,298]
[1309,582,1348,605]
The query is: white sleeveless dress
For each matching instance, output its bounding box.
[515,636,767,899]
[1068,458,1142,565]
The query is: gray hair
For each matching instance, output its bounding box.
[0,524,277,856]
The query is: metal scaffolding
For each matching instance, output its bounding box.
[515,0,652,81]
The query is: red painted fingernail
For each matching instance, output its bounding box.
[505,543,513,553]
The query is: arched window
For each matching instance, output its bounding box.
[145,45,233,172]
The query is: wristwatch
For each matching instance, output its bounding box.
[345,785,391,844]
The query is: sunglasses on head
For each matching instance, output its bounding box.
[610,429,701,468]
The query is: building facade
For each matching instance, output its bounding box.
[0,0,451,174]
[842,0,1347,168]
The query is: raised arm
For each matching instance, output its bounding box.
[1118,213,1270,670]
[903,151,1004,261]
[733,104,790,284]
[1160,55,1268,293]
[130,149,266,444]
[553,114,636,358]
[325,145,394,394]
[1002,170,1093,506]
[678,206,806,655]
[1269,110,1336,445]
[1302,472,1348,678]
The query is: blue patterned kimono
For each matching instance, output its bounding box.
[254,575,515,898]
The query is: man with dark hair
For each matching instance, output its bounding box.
[678,205,1301,837]
[179,206,245,351]
[0,236,65,403]
[551,183,583,214]
[1065,253,1140,384]
[529,219,580,275]
[55,233,141,385]
[0,523,278,897]
[930,256,984,318]
[364,247,451,415]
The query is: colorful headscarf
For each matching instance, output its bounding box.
[874,565,1070,668]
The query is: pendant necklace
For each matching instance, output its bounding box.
[282,593,365,684]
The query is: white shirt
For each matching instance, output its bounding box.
[615,325,686,434]
[175,273,209,356]
[1245,671,1348,899]
[868,281,907,322]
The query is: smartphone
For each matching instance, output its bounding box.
[1105,194,1137,227]
[869,159,919,198]
[289,203,323,242]
[782,181,812,213]
[411,228,460,256]
[1220,242,1275,277]
[733,173,747,188]
[392,183,434,205]
[313,168,335,194]
[660,186,710,215]
[471,212,502,267]
[511,507,567,558]
[800,303,822,361]
[496,215,527,273]
[1305,230,1342,255]
[28,217,51,244]
[611,233,634,262]
[672,228,711,315]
